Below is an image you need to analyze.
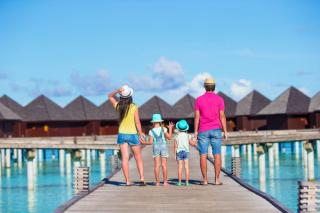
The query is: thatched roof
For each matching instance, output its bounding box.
[0,102,21,120]
[98,100,118,121]
[0,95,25,119]
[235,90,271,116]
[24,95,72,122]
[64,96,100,120]
[258,87,310,115]
[309,91,320,112]
[139,96,174,120]
[172,94,195,119]
[218,92,237,118]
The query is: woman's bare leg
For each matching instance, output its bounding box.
[120,143,130,184]
[154,157,161,186]
[131,145,145,181]
[161,157,168,186]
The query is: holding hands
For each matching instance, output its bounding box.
[167,121,174,130]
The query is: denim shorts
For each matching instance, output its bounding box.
[176,150,189,160]
[153,142,168,158]
[117,134,140,146]
[197,129,222,155]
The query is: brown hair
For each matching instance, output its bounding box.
[116,97,133,123]
[204,84,215,92]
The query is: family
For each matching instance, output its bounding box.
[108,77,228,186]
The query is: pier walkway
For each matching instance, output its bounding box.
[64,142,283,213]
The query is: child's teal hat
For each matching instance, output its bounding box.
[150,114,164,123]
[176,120,189,131]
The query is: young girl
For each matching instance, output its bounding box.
[142,114,174,186]
[108,85,145,186]
[174,120,196,186]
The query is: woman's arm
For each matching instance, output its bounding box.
[134,108,145,139]
[107,88,122,108]
[164,122,174,140]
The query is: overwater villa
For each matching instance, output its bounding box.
[98,100,118,135]
[0,102,21,137]
[257,87,310,130]
[0,95,26,137]
[234,90,271,131]
[23,95,74,137]
[139,96,176,131]
[217,92,237,131]
[172,94,195,129]
[309,91,320,128]
[0,87,320,137]
[63,96,101,136]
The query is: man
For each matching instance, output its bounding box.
[194,77,227,185]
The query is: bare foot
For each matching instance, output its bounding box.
[163,181,169,187]
[201,180,208,185]
[155,182,160,186]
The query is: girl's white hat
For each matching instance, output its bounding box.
[120,85,134,98]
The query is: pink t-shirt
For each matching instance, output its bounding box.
[195,92,224,132]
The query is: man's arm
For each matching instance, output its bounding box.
[219,110,228,140]
[194,110,200,139]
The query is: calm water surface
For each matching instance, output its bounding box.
[0,149,114,213]
[224,142,320,213]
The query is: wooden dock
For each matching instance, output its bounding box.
[62,142,287,213]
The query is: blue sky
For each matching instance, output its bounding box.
[0,0,319,106]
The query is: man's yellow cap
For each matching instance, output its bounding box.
[204,77,215,85]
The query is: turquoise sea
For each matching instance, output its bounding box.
[0,149,115,213]
[1,142,319,213]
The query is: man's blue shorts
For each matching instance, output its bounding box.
[117,133,140,146]
[197,129,222,155]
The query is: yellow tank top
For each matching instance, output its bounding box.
[117,103,138,134]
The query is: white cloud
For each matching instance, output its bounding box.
[230,79,252,99]
[130,57,185,91]
[185,72,212,97]
[70,69,114,96]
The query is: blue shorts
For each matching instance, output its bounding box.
[117,134,140,146]
[153,142,168,158]
[197,129,222,155]
[176,150,189,160]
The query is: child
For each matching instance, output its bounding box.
[142,114,174,186]
[174,120,196,186]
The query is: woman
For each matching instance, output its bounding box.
[108,85,145,186]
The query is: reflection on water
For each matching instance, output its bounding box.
[0,149,114,213]
[225,142,320,213]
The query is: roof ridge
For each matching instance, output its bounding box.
[41,95,52,121]
[80,96,88,120]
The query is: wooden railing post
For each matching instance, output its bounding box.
[74,167,90,194]
[231,145,241,177]
[231,156,241,177]
[303,142,315,181]
[298,181,319,212]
